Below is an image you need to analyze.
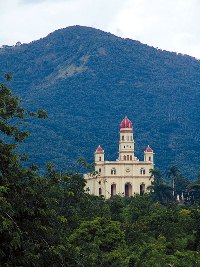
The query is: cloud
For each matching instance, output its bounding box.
[1,0,200,58]
[19,0,70,3]
[0,0,125,46]
[108,0,200,58]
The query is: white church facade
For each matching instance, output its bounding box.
[84,116,154,198]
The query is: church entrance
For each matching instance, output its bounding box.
[111,184,116,197]
[140,183,145,195]
[125,183,132,197]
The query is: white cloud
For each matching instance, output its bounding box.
[1,0,200,58]
[0,0,124,45]
[109,0,200,58]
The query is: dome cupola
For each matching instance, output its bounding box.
[145,145,153,153]
[120,116,133,129]
[95,145,104,153]
[120,116,133,133]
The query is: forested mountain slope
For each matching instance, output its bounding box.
[0,25,200,177]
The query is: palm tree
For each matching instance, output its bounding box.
[149,167,161,182]
[166,165,180,198]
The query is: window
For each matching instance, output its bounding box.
[99,188,102,195]
[99,156,101,161]
[99,168,101,173]
[122,136,124,141]
[149,156,152,161]
[140,168,145,175]
[124,155,126,160]
[124,146,125,148]
[111,168,116,175]
[127,155,129,160]
[130,155,132,160]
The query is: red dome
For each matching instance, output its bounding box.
[120,116,133,129]
[96,145,104,153]
[145,145,153,153]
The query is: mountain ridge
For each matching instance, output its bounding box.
[0,25,200,178]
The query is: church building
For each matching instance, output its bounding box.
[84,116,154,198]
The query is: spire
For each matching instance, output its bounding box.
[145,145,153,153]
[95,145,104,153]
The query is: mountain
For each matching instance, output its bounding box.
[0,25,200,178]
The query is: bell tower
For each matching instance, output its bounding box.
[119,116,135,161]
[94,145,104,173]
[144,145,154,163]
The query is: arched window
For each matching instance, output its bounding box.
[99,168,101,173]
[125,183,132,197]
[99,188,102,196]
[127,155,129,160]
[140,183,145,195]
[124,155,126,160]
[111,168,116,175]
[140,168,145,175]
[99,156,101,161]
[122,136,124,141]
[149,156,152,161]
[130,155,132,160]
[111,184,116,197]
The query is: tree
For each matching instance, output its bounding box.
[166,165,181,197]
[185,172,200,203]
[148,168,173,204]
[107,195,126,222]
[69,217,129,266]
[1,75,200,266]
[149,167,162,182]
[0,76,66,265]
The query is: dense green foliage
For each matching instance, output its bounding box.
[1,26,200,177]
[0,80,200,266]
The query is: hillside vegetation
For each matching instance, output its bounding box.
[1,26,200,177]
[0,78,200,266]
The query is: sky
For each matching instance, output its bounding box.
[1,0,200,58]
